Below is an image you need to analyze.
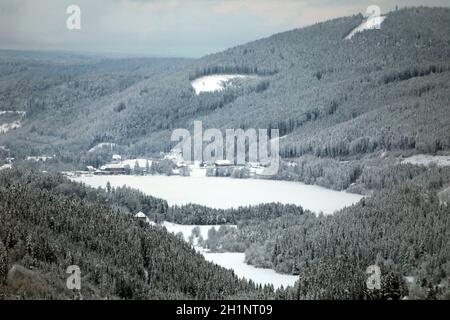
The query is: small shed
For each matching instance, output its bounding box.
[135,211,147,219]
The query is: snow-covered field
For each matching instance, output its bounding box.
[153,221,297,289]
[401,154,450,167]
[345,14,386,40]
[191,74,255,95]
[72,175,363,215]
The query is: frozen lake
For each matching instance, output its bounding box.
[202,251,298,289]
[70,174,363,288]
[154,221,298,289]
[72,175,363,215]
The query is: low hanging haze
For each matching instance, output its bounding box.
[1,0,449,58]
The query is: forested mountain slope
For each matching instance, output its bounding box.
[2,167,448,299]
[0,169,270,299]
[0,7,449,175]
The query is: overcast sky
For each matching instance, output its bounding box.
[0,0,448,58]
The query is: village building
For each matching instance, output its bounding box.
[214,159,233,167]
[112,154,122,162]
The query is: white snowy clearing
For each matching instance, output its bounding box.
[0,111,26,134]
[401,154,450,167]
[73,175,363,215]
[157,221,236,242]
[0,121,21,134]
[191,74,255,95]
[152,221,298,289]
[345,14,386,40]
[0,164,12,171]
[26,156,53,162]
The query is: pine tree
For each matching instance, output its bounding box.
[134,161,141,175]
[145,160,150,175]
[0,241,8,284]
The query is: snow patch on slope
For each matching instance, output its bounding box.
[0,121,21,134]
[191,74,255,95]
[0,111,26,134]
[0,164,12,171]
[401,155,450,167]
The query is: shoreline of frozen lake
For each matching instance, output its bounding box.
[72,175,363,215]
[202,251,298,289]
[155,221,298,289]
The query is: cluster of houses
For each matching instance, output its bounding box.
[93,155,144,175]
[64,149,272,177]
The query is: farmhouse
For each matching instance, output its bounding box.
[97,164,128,175]
[112,154,122,162]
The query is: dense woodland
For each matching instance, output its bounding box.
[1,167,448,299]
[164,165,450,299]
[110,166,446,301]
[0,169,272,299]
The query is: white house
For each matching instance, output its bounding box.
[112,154,122,162]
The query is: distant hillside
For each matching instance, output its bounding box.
[1,7,449,174]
